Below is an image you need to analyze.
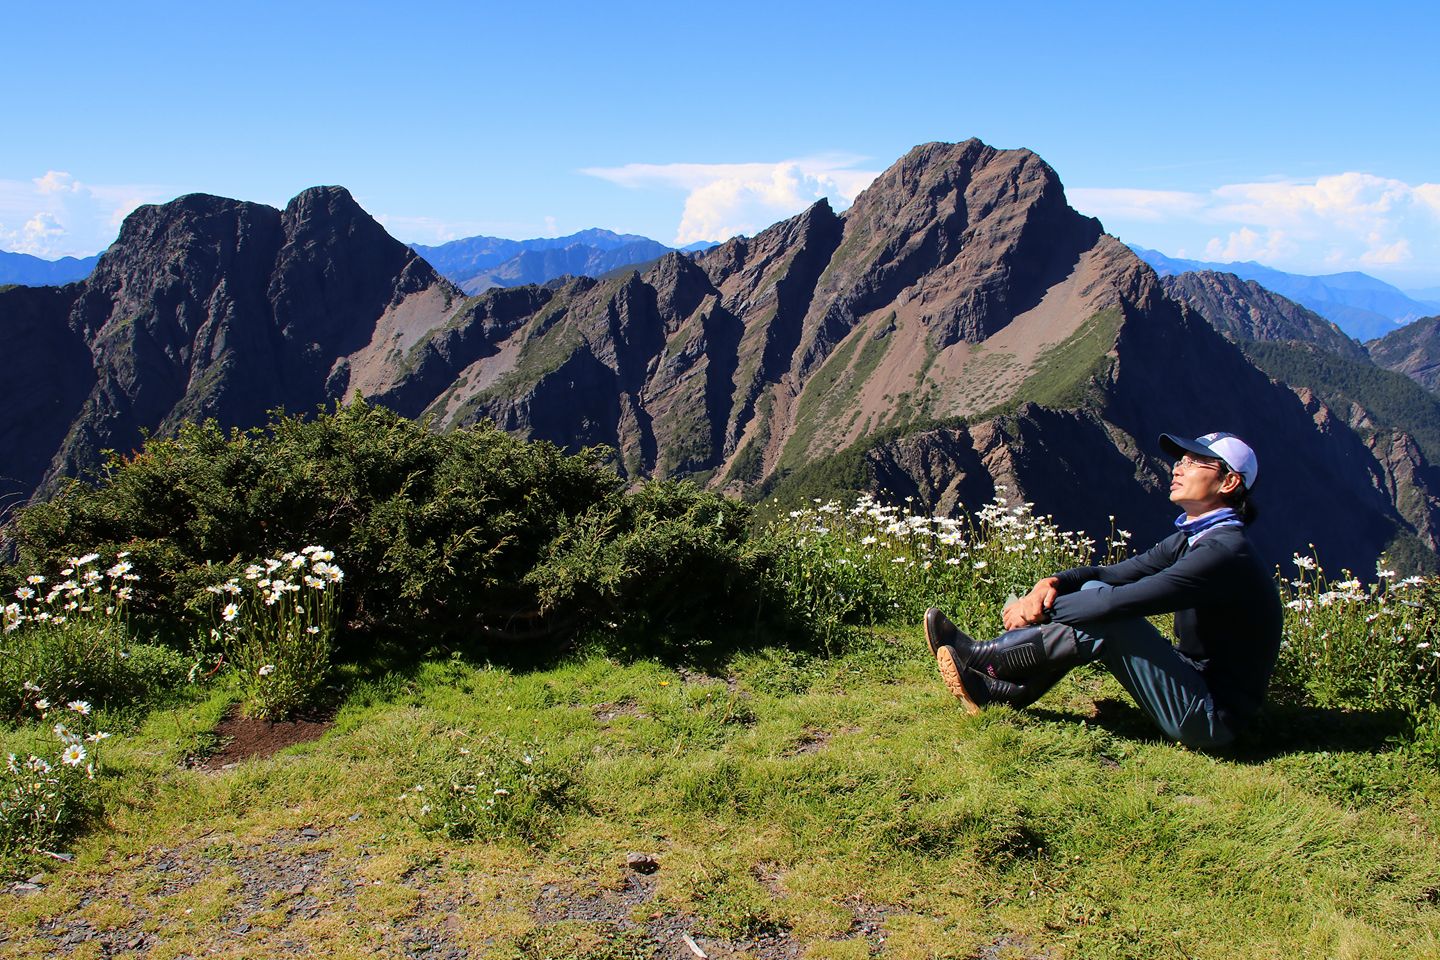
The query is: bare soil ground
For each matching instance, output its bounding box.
[195,707,335,771]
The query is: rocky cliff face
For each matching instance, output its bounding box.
[1368,316,1440,395]
[4,144,1437,574]
[0,187,459,505]
[1160,271,1367,360]
[356,140,1432,571]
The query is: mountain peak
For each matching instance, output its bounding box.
[4,142,1435,576]
[282,185,377,232]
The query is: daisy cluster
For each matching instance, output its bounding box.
[769,490,1103,645]
[1278,552,1438,716]
[207,546,344,720]
[2,687,112,867]
[4,551,138,634]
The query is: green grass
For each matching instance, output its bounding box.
[4,633,1439,958]
[779,323,893,473]
[724,391,774,487]
[981,308,1124,419]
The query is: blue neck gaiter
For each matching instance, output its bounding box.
[1175,507,1241,542]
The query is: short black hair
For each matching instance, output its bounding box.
[1218,474,1258,524]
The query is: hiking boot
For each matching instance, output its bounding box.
[960,623,1088,682]
[937,645,1065,714]
[935,644,989,716]
[924,607,972,656]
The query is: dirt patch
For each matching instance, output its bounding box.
[790,725,860,756]
[839,894,892,956]
[677,668,740,693]
[974,932,1049,959]
[594,699,647,724]
[195,706,336,770]
[791,728,831,755]
[532,871,805,960]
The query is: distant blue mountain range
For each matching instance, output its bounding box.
[1130,246,1440,342]
[0,250,101,286]
[411,229,718,295]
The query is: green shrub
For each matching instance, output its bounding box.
[6,402,764,655]
[528,479,767,650]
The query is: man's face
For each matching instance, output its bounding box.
[1169,454,1231,511]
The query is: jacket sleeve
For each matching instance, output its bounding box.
[1053,533,1186,592]
[1048,537,1234,626]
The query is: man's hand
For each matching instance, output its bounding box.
[1001,576,1060,630]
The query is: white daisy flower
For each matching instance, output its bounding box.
[61,743,87,766]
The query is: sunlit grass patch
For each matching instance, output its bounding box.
[3,639,1440,957]
[3,474,1440,954]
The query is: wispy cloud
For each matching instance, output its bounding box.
[582,154,880,246]
[1067,188,1208,222]
[1071,173,1440,277]
[0,172,173,258]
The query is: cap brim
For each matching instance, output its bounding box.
[1159,433,1215,460]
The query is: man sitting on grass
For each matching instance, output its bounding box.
[924,431,1282,750]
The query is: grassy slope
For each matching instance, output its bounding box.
[4,632,1439,959]
[756,307,1125,513]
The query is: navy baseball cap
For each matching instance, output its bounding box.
[1160,431,1258,489]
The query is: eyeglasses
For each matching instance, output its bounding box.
[1173,455,1227,474]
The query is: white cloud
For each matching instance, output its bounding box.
[1066,187,1207,222]
[34,171,81,195]
[1072,172,1440,280]
[1202,226,1299,263]
[581,155,880,246]
[22,212,65,249]
[0,171,172,258]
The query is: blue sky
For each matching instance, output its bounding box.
[5,1,1438,288]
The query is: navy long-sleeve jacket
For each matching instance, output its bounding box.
[1048,524,1283,728]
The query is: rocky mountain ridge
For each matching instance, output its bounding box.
[1368,315,1440,396]
[1160,270,1366,360]
[0,186,460,509]
[1132,246,1438,340]
[4,142,1437,574]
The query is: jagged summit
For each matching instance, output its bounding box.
[1160,270,1366,360]
[0,186,457,504]
[3,144,1436,573]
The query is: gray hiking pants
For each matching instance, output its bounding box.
[1072,581,1234,750]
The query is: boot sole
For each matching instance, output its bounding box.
[936,645,983,716]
